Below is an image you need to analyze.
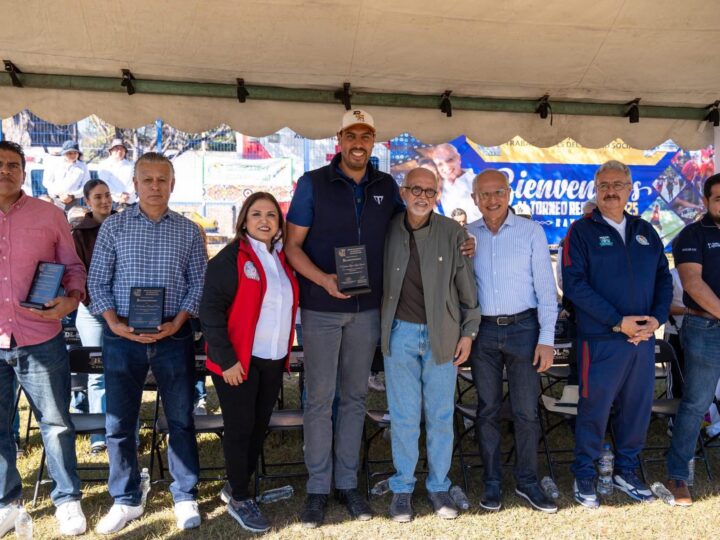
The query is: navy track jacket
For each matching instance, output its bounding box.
[561,209,673,340]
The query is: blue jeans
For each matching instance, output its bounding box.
[385,320,456,493]
[0,332,80,506]
[470,317,541,487]
[668,315,720,480]
[75,303,106,446]
[103,322,198,504]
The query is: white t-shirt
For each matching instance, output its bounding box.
[603,215,627,243]
[665,267,685,337]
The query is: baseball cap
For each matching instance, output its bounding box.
[339,109,376,132]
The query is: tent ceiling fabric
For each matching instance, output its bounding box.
[1,0,719,148]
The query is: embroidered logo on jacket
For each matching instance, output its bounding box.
[244,261,260,281]
[635,234,649,246]
[599,236,613,247]
[373,195,384,204]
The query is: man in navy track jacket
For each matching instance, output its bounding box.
[562,159,672,509]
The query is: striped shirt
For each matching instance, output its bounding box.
[88,204,207,318]
[467,211,558,346]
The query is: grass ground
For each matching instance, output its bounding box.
[11,371,720,539]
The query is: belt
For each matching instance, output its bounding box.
[482,308,537,326]
[686,308,720,321]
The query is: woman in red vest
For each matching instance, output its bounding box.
[200,192,298,534]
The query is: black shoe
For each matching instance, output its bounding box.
[300,494,328,529]
[335,488,374,521]
[389,493,413,523]
[515,483,558,513]
[479,483,502,512]
[427,491,458,519]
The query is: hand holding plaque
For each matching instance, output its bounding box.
[334,245,371,296]
[128,287,165,334]
[20,262,65,309]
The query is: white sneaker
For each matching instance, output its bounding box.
[55,500,87,536]
[95,503,143,535]
[193,398,207,415]
[0,503,20,537]
[174,500,201,530]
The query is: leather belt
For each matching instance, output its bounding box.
[685,308,720,321]
[483,308,537,326]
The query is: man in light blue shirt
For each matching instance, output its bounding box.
[466,169,558,514]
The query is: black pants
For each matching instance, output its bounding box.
[211,356,285,500]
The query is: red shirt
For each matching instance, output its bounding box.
[0,193,86,347]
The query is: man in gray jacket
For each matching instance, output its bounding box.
[381,167,481,522]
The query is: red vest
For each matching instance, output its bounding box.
[206,240,299,379]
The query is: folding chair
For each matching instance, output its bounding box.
[639,339,712,481]
[538,384,579,482]
[33,347,107,506]
[151,354,226,482]
[254,408,305,497]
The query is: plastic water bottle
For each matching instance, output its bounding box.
[449,485,470,510]
[140,468,151,507]
[687,459,695,487]
[540,476,560,499]
[650,482,675,505]
[257,485,293,503]
[370,479,390,496]
[14,508,33,540]
[597,443,614,497]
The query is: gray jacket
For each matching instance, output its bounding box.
[381,212,481,363]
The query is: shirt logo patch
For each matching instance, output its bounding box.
[708,242,720,249]
[635,234,649,246]
[244,261,260,281]
[373,195,384,204]
[599,235,613,247]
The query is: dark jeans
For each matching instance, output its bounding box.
[470,316,541,487]
[211,357,285,500]
[668,315,720,480]
[0,332,80,506]
[103,322,198,505]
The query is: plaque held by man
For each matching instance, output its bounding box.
[128,287,165,334]
[334,245,371,296]
[20,262,66,309]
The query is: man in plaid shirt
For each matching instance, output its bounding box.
[88,152,207,534]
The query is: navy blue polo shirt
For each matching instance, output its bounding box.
[673,213,720,311]
[289,167,367,225]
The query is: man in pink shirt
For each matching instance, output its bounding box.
[0,141,88,537]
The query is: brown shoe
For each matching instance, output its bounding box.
[666,480,692,507]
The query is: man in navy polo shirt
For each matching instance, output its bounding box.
[562,159,672,509]
[285,110,404,527]
[665,173,720,506]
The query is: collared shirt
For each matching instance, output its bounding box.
[88,204,207,318]
[467,210,558,346]
[97,157,136,203]
[42,159,90,198]
[248,237,293,360]
[673,212,720,311]
[0,193,86,348]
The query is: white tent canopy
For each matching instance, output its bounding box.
[1,0,719,148]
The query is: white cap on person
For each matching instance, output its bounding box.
[339,109,376,132]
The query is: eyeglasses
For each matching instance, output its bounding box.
[596,182,631,192]
[402,185,437,198]
[475,188,508,200]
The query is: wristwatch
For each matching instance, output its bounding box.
[612,320,623,333]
